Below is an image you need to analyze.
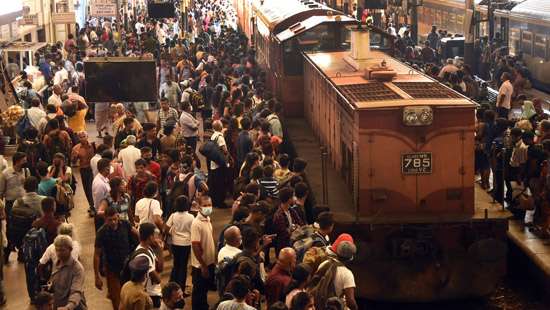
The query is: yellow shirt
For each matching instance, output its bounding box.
[68,108,87,133]
[119,281,153,310]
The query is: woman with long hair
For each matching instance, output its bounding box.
[97,177,131,222]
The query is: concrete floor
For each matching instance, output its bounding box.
[1,121,232,310]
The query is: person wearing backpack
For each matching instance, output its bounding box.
[272,188,305,255]
[43,119,72,162]
[119,255,154,310]
[309,234,358,310]
[207,120,230,209]
[0,152,30,259]
[94,206,138,309]
[130,223,164,308]
[10,177,46,296]
[17,127,49,177]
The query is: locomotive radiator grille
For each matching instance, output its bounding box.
[393,82,464,99]
[339,83,402,102]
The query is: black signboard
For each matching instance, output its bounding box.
[401,152,432,175]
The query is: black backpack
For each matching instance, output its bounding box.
[9,201,39,249]
[199,135,227,167]
[119,247,154,284]
[166,173,194,216]
[20,227,48,264]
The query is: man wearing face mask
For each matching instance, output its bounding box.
[137,123,161,160]
[141,146,161,181]
[160,282,185,310]
[190,195,216,310]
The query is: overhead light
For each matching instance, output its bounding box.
[403,106,433,126]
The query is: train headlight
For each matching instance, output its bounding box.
[403,106,433,126]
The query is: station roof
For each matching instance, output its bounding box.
[509,0,550,22]
[275,14,355,43]
[253,0,343,35]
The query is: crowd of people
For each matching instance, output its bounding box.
[0,0,359,309]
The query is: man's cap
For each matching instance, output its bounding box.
[129,255,149,272]
[331,233,357,260]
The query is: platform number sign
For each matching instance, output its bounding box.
[402,152,432,175]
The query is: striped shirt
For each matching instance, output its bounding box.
[259,177,279,198]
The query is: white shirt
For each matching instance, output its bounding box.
[135,245,161,296]
[135,197,163,225]
[166,211,195,246]
[319,259,356,298]
[135,22,145,35]
[92,173,111,210]
[179,111,199,138]
[53,68,68,86]
[90,154,101,176]
[39,240,81,265]
[48,93,62,108]
[217,244,242,263]
[209,131,226,170]
[27,107,46,129]
[117,145,142,178]
[497,80,514,110]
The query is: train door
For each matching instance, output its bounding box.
[497,17,509,47]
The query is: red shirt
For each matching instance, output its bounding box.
[147,160,161,181]
[265,264,292,306]
[128,172,154,202]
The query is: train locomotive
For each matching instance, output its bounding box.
[302,28,509,301]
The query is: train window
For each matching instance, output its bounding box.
[509,28,520,56]
[522,31,533,55]
[534,34,547,60]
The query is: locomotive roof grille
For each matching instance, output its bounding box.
[393,82,464,99]
[339,83,402,102]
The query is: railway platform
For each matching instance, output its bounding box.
[508,220,550,300]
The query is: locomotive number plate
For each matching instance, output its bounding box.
[401,152,432,175]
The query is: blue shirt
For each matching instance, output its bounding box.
[38,178,57,197]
